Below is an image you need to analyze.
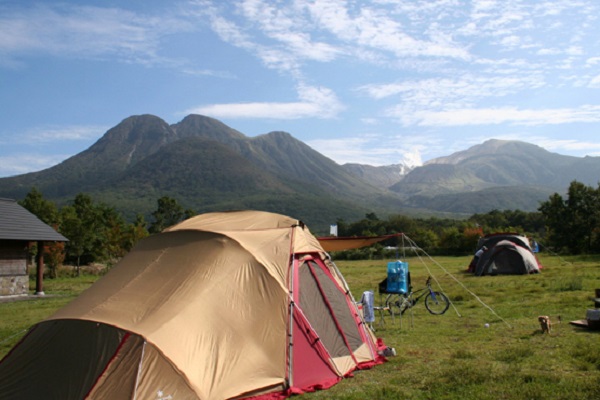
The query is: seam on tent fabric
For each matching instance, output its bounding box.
[138,340,200,398]
[235,381,290,400]
[306,262,359,367]
[83,331,131,400]
[180,228,292,294]
[132,339,147,400]
[136,334,201,397]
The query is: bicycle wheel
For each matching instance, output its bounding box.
[424,291,450,315]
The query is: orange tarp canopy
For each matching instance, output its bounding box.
[317,234,403,252]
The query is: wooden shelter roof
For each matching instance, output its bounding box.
[0,198,68,242]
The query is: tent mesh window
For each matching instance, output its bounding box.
[298,260,363,357]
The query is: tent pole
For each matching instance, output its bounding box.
[286,227,297,390]
[287,265,295,390]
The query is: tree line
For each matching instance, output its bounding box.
[334,181,600,258]
[331,209,545,259]
[20,188,194,277]
[19,180,600,276]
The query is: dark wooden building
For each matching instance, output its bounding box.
[0,198,68,297]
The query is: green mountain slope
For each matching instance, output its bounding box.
[0,115,177,199]
[415,139,600,189]
[406,185,554,213]
[0,114,388,231]
[389,139,600,212]
[173,116,390,202]
[2,116,600,223]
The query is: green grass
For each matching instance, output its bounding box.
[309,254,600,400]
[2,254,600,399]
[0,274,97,357]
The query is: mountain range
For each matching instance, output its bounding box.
[1,114,598,234]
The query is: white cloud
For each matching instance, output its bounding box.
[537,48,562,56]
[0,153,71,177]
[360,118,379,125]
[196,0,341,76]
[589,75,600,88]
[3,0,600,173]
[400,148,424,168]
[307,137,378,165]
[307,132,434,166]
[393,105,600,127]
[0,3,204,70]
[238,0,341,62]
[304,0,471,60]
[181,68,237,79]
[585,57,600,67]
[500,35,522,47]
[206,12,255,49]
[184,84,344,119]
[537,138,600,154]
[198,0,473,79]
[15,125,107,144]
[359,74,545,111]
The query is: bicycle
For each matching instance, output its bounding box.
[384,276,450,316]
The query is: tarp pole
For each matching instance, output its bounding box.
[35,241,44,295]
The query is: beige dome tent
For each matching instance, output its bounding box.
[0,211,384,399]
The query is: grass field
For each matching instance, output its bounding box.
[1,254,599,399]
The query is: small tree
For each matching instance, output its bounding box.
[539,181,600,254]
[149,196,193,233]
[125,214,149,251]
[407,228,439,252]
[60,194,103,274]
[101,209,129,267]
[438,227,463,255]
[463,226,484,252]
[19,187,59,225]
[44,241,66,279]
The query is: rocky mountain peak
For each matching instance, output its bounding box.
[172,114,246,142]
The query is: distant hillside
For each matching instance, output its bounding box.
[389,139,600,212]
[0,114,399,232]
[342,163,411,189]
[405,185,554,214]
[422,139,599,189]
[1,116,599,224]
[0,115,178,198]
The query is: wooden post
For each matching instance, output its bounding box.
[35,240,44,295]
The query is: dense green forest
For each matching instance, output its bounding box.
[18,180,600,277]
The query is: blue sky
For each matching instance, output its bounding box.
[1,0,600,178]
